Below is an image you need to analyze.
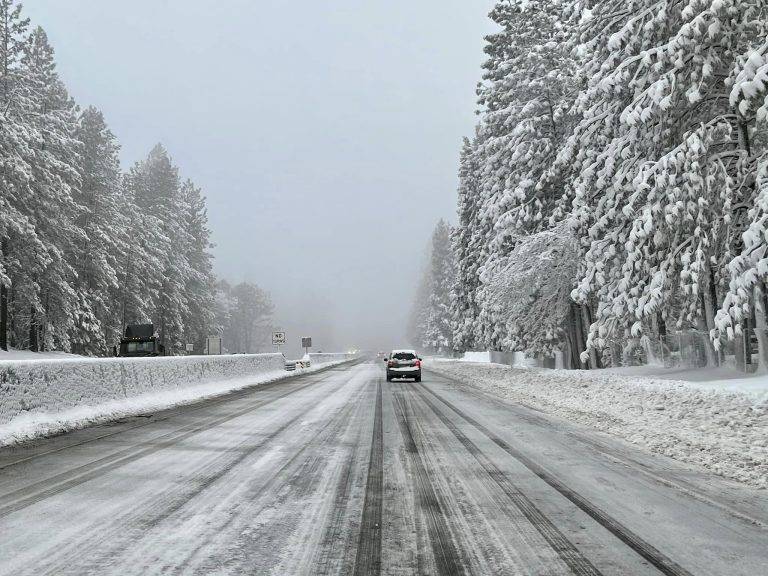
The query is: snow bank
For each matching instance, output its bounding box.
[461,351,492,363]
[0,349,82,361]
[0,354,304,446]
[427,360,768,489]
[308,352,356,364]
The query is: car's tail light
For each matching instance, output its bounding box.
[415,360,421,368]
[387,360,395,368]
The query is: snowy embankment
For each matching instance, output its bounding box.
[0,353,352,446]
[308,352,355,364]
[427,360,768,489]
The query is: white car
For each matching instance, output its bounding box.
[384,349,422,382]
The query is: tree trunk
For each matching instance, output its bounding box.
[582,303,600,369]
[0,237,7,351]
[699,282,719,367]
[753,284,768,371]
[29,304,38,352]
[0,282,6,351]
[571,302,587,368]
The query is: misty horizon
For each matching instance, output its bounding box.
[23,0,495,354]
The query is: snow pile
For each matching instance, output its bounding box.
[0,354,288,445]
[428,360,768,489]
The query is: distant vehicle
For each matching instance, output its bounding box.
[384,349,421,382]
[118,324,164,357]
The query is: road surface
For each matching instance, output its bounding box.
[1,360,766,575]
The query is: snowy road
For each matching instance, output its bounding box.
[1,360,767,575]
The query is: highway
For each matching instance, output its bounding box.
[1,360,766,575]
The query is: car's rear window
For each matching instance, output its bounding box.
[392,352,416,360]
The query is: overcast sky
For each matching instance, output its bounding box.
[24,0,495,353]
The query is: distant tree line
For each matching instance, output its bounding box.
[413,1,768,370]
[214,280,275,354]
[0,1,272,355]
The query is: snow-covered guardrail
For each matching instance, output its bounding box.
[0,353,287,433]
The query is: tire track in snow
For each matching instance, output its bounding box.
[420,382,694,576]
[6,371,363,576]
[0,369,342,517]
[391,388,467,576]
[352,377,384,576]
[0,359,358,471]
[175,379,369,575]
[414,387,601,576]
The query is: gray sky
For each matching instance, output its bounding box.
[25,0,495,353]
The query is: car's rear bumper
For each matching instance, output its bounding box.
[387,368,421,379]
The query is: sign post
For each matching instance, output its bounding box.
[272,330,286,352]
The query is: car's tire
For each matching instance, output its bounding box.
[415,374,421,382]
[386,374,392,382]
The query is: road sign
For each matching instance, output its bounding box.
[301,337,312,349]
[272,331,286,346]
[205,336,222,355]
[185,343,194,352]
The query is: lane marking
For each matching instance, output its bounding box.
[420,381,694,576]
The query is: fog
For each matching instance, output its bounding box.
[25,0,494,355]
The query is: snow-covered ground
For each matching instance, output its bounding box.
[0,354,353,447]
[0,349,82,361]
[427,359,768,489]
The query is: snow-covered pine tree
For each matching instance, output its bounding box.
[180,178,216,352]
[716,34,768,360]
[14,26,82,351]
[483,222,579,359]
[451,137,484,353]
[420,220,456,354]
[471,0,581,351]
[0,0,30,351]
[70,106,127,355]
[559,0,767,361]
[125,144,191,353]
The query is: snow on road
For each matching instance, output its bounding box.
[0,355,350,447]
[428,359,768,489]
[1,360,767,575]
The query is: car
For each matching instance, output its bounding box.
[384,349,422,382]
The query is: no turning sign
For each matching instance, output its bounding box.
[272,331,286,346]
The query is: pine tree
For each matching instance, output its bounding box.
[125,144,190,353]
[13,26,82,351]
[410,220,457,354]
[422,220,456,353]
[557,0,768,358]
[0,0,30,351]
[180,179,215,351]
[451,137,483,352]
[70,106,126,355]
